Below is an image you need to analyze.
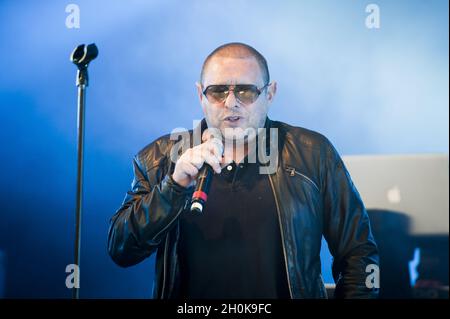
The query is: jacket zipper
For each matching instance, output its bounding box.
[285,166,320,192]
[160,198,190,298]
[154,196,190,240]
[161,234,169,298]
[268,173,294,299]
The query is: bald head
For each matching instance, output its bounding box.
[200,42,270,85]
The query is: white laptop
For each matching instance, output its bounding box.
[342,154,449,236]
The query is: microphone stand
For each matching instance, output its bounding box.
[70,43,98,299]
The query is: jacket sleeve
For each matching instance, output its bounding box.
[107,155,192,267]
[322,143,380,299]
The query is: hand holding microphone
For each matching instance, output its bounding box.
[172,130,231,212]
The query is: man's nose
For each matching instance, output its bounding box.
[224,89,240,109]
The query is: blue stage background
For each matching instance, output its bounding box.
[0,0,448,298]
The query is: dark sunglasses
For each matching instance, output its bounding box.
[202,83,269,105]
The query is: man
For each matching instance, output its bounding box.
[107,42,379,299]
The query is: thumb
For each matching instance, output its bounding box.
[202,128,223,142]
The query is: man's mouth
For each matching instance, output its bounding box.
[224,116,242,123]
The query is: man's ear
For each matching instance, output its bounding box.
[266,81,277,103]
[195,82,204,103]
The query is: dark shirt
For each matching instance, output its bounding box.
[178,157,290,299]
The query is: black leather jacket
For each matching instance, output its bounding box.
[108,118,379,299]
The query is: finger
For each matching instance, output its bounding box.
[182,161,199,178]
[204,140,223,160]
[181,148,196,164]
[202,128,223,143]
[209,138,224,159]
[189,153,205,169]
[203,152,222,174]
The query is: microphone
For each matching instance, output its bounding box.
[190,164,214,213]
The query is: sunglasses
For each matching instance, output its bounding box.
[202,83,269,105]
